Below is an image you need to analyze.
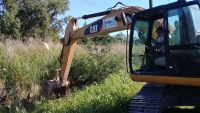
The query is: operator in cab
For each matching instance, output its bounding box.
[146,26,165,71]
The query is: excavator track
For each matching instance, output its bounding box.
[129,83,166,113]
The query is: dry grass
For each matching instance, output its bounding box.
[75,44,88,55]
[0,38,62,107]
[111,43,127,54]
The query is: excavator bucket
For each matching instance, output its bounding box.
[41,68,70,98]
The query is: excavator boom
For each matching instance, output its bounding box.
[60,6,146,87]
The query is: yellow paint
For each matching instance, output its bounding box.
[131,74,200,86]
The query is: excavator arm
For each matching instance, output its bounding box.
[41,4,162,98]
[60,6,146,86]
[41,5,145,97]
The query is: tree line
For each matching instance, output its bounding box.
[0,0,70,41]
[0,0,143,44]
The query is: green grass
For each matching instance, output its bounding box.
[34,71,144,113]
[1,39,199,113]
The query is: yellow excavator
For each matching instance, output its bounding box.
[42,0,200,112]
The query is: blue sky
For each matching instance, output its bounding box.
[58,0,179,36]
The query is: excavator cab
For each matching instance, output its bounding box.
[129,0,200,86]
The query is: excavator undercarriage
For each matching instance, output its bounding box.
[129,83,200,113]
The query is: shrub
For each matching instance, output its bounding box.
[69,43,124,88]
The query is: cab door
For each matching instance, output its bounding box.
[166,4,200,75]
[130,20,149,71]
[129,7,166,74]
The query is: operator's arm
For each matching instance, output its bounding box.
[146,35,164,50]
[146,42,164,50]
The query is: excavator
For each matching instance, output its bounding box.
[42,0,200,112]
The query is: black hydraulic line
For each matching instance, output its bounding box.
[107,2,128,11]
[81,2,128,19]
[149,0,153,8]
[82,10,111,19]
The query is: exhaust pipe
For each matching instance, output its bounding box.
[149,0,153,8]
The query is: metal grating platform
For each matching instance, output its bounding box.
[129,83,166,113]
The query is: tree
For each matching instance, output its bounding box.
[113,32,128,43]
[134,38,144,45]
[90,34,118,45]
[0,1,21,38]
[0,0,70,40]
[78,34,118,45]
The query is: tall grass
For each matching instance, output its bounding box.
[0,38,61,105]
[0,39,144,113]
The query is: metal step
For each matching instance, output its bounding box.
[129,83,166,113]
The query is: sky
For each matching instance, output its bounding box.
[58,0,180,36]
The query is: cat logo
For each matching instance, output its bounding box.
[84,20,102,35]
[90,25,98,33]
